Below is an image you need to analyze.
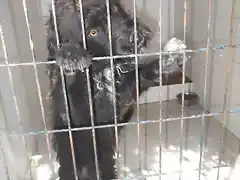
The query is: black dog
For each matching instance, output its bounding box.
[46,0,180,179]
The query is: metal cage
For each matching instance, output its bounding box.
[0,0,239,179]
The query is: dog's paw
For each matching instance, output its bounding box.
[56,44,92,73]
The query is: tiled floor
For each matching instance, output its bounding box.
[27,100,240,180]
[117,100,240,180]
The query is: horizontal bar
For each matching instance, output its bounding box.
[1,107,240,137]
[0,43,239,67]
[114,164,230,180]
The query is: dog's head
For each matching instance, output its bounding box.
[80,0,152,57]
[50,0,152,59]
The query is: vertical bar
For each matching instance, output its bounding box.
[198,0,213,179]
[123,127,127,178]
[51,0,60,48]
[50,0,78,179]
[0,137,10,180]
[21,1,56,179]
[77,0,86,50]
[179,0,188,179]
[59,67,79,180]
[105,0,120,176]
[144,77,148,170]
[85,68,100,180]
[158,0,163,179]
[238,139,240,154]
[133,0,142,170]
[184,118,189,150]
[164,94,169,149]
[77,1,100,179]
[0,67,11,180]
[0,24,32,179]
[217,0,236,179]
[144,120,148,170]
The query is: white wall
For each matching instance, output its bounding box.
[187,0,240,139]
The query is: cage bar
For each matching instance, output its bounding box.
[158,0,163,179]
[198,0,213,179]
[0,42,240,67]
[132,0,142,171]
[105,0,121,176]
[76,0,101,179]
[0,136,10,179]
[217,0,236,179]
[2,109,240,138]
[50,0,78,179]
[179,0,188,179]
[85,69,101,180]
[0,0,239,179]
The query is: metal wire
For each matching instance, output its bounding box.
[144,118,148,170]
[77,0,87,50]
[123,125,127,178]
[133,0,142,171]
[0,1,239,180]
[1,110,238,138]
[21,0,56,178]
[0,43,240,67]
[143,0,149,170]
[51,0,78,179]
[158,0,163,179]
[0,137,10,180]
[85,68,100,180]
[60,67,79,180]
[164,97,169,149]
[113,164,231,180]
[179,0,188,179]
[143,86,149,171]
[217,0,236,179]
[0,90,11,179]
[105,0,121,176]
[51,0,60,48]
[143,93,149,170]
[0,24,32,178]
[76,0,100,179]
[198,0,213,179]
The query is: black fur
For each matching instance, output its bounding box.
[46,0,167,179]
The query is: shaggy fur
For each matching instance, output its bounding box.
[46,0,176,179]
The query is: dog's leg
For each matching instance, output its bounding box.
[54,130,77,180]
[47,40,93,125]
[96,128,117,180]
[55,127,100,180]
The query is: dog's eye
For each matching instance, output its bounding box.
[112,5,118,12]
[88,29,98,37]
